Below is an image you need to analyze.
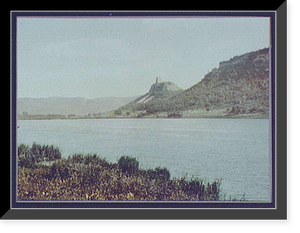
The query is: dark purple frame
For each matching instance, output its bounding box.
[11,11,282,216]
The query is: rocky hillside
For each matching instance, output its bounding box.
[118,48,270,118]
[118,79,183,116]
[167,47,270,116]
[19,48,270,119]
[135,81,182,104]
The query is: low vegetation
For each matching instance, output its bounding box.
[17,144,222,201]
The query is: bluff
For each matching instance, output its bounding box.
[114,48,270,118]
[136,79,182,104]
[117,78,183,116]
[166,47,270,117]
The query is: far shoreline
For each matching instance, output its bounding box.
[17,107,269,120]
[17,114,269,121]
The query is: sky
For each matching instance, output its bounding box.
[17,16,270,99]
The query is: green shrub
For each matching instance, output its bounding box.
[30,143,62,162]
[18,152,36,169]
[49,160,71,179]
[154,167,170,181]
[18,143,62,168]
[41,145,61,161]
[83,154,98,165]
[18,144,36,168]
[184,179,205,196]
[117,156,139,174]
[18,144,30,156]
[18,145,224,201]
[81,165,102,185]
[205,180,221,200]
[146,167,170,181]
[68,153,85,163]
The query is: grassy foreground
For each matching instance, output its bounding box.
[17,144,221,201]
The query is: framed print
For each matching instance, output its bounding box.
[4,3,287,220]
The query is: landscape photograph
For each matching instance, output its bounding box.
[15,13,272,203]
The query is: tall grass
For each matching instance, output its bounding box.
[17,144,222,201]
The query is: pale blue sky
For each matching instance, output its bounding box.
[17,16,270,99]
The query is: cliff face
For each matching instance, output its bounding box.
[135,81,182,104]
[148,81,182,96]
[118,80,182,115]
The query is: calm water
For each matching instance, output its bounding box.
[17,118,271,202]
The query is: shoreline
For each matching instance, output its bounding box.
[17,144,224,201]
[17,114,269,121]
[17,107,269,120]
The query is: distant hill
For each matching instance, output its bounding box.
[117,48,270,118]
[18,96,137,117]
[118,78,183,117]
[18,48,270,119]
